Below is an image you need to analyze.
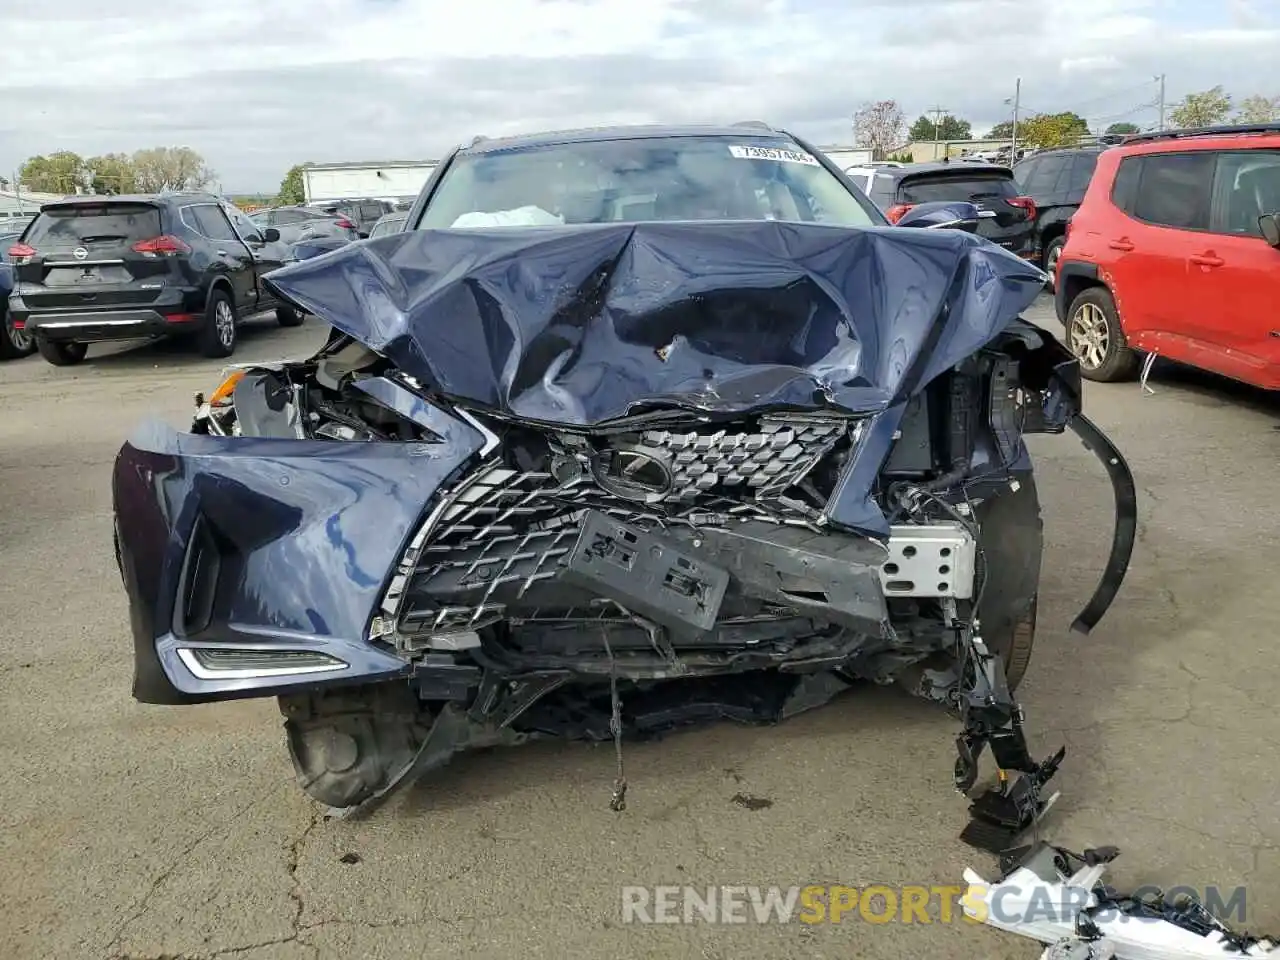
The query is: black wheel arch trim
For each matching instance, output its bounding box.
[1066,411,1138,635]
[1054,260,1101,322]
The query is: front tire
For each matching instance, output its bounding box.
[199,289,239,359]
[1065,286,1139,383]
[1042,236,1066,288]
[0,307,35,360]
[276,303,304,327]
[280,684,434,808]
[36,339,88,366]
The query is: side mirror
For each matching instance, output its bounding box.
[262,227,281,243]
[1260,213,1280,248]
[894,200,986,233]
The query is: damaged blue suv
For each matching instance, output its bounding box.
[112,123,1135,844]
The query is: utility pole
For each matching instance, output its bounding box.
[928,105,948,159]
[1010,77,1021,166]
[1156,74,1166,130]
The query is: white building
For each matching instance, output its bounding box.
[302,160,440,204]
[817,145,875,168]
[0,188,65,217]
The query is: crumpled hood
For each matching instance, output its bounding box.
[264,221,1046,426]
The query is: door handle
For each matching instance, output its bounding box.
[1107,238,1135,251]
[1189,252,1224,267]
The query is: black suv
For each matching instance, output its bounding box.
[7,193,305,365]
[1012,145,1108,277]
[866,162,1038,260]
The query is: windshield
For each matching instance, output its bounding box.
[419,136,880,229]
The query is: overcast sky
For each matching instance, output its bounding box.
[2,0,1277,192]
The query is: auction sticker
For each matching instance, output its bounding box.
[728,144,820,165]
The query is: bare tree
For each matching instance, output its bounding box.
[853,100,906,160]
[130,147,215,192]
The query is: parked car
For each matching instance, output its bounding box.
[866,161,1038,259]
[367,211,409,237]
[1056,122,1280,389]
[113,123,1132,835]
[307,198,392,237]
[842,165,878,196]
[1013,144,1109,278]
[0,259,35,360]
[7,193,304,365]
[250,205,359,242]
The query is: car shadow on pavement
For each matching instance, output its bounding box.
[1143,357,1280,419]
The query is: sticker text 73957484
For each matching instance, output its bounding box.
[728,145,821,166]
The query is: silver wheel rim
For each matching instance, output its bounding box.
[6,314,31,351]
[215,300,235,348]
[1069,302,1109,369]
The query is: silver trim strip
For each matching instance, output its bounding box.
[455,407,500,457]
[176,646,349,680]
[38,317,155,329]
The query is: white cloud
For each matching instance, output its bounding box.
[1,0,1276,190]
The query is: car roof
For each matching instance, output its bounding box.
[459,123,799,155]
[36,192,222,209]
[1115,121,1280,156]
[874,161,1014,181]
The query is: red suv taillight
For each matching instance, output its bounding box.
[7,242,36,264]
[1008,196,1037,220]
[132,235,191,257]
[885,203,916,224]
[335,218,356,230]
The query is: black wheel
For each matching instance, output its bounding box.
[276,303,304,327]
[280,683,434,808]
[973,472,1044,692]
[36,339,88,366]
[1064,285,1139,383]
[1042,236,1066,287]
[198,289,238,358]
[0,307,35,360]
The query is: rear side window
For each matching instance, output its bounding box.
[1018,156,1067,197]
[1068,153,1099,195]
[898,173,1018,204]
[23,203,161,249]
[1111,157,1141,213]
[1130,153,1214,229]
[1211,150,1280,237]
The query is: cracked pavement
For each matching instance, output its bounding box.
[1,300,1277,959]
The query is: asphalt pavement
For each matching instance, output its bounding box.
[2,299,1277,960]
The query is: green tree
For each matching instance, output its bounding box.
[130,146,214,192]
[986,120,1014,139]
[1169,86,1232,128]
[18,151,88,193]
[1104,121,1141,135]
[277,164,306,205]
[1234,94,1280,123]
[85,153,139,194]
[907,113,972,141]
[1018,111,1090,149]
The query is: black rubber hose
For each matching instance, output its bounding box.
[1066,413,1138,634]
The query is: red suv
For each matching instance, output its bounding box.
[1055,123,1280,389]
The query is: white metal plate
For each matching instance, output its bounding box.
[880,522,976,599]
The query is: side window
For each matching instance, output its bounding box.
[1068,153,1099,196]
[193,205,242,244]
[1131,153,1214,229]
[222,203,263,241]
[274,209,306,225]
[1210,150,1280,237]
[1111,157,1141,213]
[1023,155,1067,197]
[1012,158,1038,191]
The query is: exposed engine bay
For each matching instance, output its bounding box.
[117,220,1137,840]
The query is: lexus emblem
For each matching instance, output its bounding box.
[73,247,88,260]
[592,446,673,502]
